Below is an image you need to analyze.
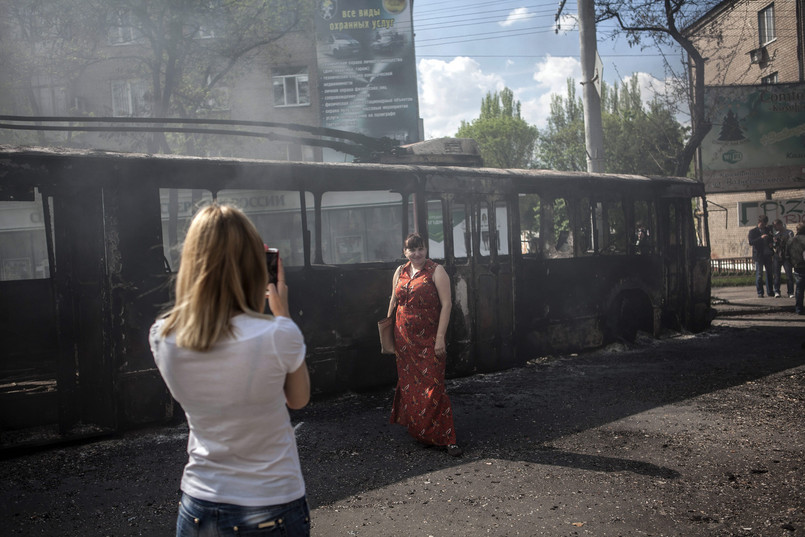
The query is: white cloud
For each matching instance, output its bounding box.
[628,71,671,103]
[519,55,583,129]
[499,7,535,27]
[626,71,691,125]
[417,57,504,139]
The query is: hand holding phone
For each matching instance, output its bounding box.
[264,247,290,317]
[266,247,279,285]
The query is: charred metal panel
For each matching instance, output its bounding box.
[120,370,174,426]
[331,266,399,390]
[0,280,58,381]
[527,317,602,353]
[495,263,516,369]
[446,270,474,377]
[305,350,340,395]
[69,188,117,429]
[52,182,116,433]
[102,175,174,427]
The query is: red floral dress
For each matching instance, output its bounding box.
[389,259,457,446]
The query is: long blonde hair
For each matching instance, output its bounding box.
[160,204,268,351]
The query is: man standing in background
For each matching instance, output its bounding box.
[772,219,795,298]
[748,215,774,298]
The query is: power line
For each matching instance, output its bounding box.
[417,53,671,58]
[414,0,572,17]
[414,4,560,27]
[415,23,625,48]
[417,26,560,46]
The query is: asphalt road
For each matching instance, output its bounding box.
[1,287,803,537]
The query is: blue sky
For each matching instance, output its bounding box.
[412,0,684,139]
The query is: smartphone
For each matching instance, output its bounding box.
[265,248,279,285]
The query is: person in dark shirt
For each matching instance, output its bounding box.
[785,222,805,314]
[747,215,774,298]
[772,219,795,298]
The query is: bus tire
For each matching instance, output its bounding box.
[606,292,648,344]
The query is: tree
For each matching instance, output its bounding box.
[456,87,538,169]
[537,75,685,176]
[104,0,315,153]
[595,0,715,177]
[1,0,108,146]
[535,79,586,171]
[1,0,315,153]
[601,75,686,175]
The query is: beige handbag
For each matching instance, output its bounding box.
[377,315,395,354]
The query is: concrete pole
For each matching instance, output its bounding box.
[578,0,604,173]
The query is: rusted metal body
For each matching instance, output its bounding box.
[0,146,712,447]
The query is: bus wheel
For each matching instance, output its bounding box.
[606,293,644,344]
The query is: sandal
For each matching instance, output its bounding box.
[446,444,463,457]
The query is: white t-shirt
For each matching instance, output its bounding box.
[149,314,307,506]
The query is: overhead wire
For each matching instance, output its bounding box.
[413,0,787,52]
[414,0,573,16]
[411,1,617,49]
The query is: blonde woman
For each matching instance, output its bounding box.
[149,204,310,537]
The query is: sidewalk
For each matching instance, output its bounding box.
[711,285,798,316]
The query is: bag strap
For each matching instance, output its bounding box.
[393,263,405,289]
[388,263,406,317]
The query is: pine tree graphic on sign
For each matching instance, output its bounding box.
[718,109,745,141]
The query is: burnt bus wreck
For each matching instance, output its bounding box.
[0,145,712,447]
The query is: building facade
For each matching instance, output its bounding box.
[0,0,420,162]
[685,0,805,259]
[0,1,423,283]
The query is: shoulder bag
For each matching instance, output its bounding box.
[378,316,395,354]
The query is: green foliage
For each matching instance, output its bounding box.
[456,87,538,169]
[536,75,685,176]
[518,194,541,233]
[535,80,586,171]
[711,274,757,288]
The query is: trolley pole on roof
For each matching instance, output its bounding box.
[578,0,604,173]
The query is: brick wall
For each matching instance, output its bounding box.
[690,0,801,86]
[688,0,804,259]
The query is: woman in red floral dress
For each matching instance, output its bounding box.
[386,233,462,456]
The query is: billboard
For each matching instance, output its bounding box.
[701,83,805,193]
[315,0,419,148]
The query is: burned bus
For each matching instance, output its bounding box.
[0,145,712,447]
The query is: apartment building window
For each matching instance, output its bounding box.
[761,72,778,85]
[31,76,67,115]
[109,10,142,45]
[758,4,776,45]
[111,80,151,117]
[272,68,309,107]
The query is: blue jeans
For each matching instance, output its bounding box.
[176,493,310,537]
[794,271,805,314]
[755,257,773,296]
[773,257,794,295]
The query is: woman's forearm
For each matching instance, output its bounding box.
[436,302,451,338]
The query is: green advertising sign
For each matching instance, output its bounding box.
[701,83,805,193]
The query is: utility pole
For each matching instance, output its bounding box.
[577,0,604,173]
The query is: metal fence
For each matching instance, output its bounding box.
[710,257,754,273]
